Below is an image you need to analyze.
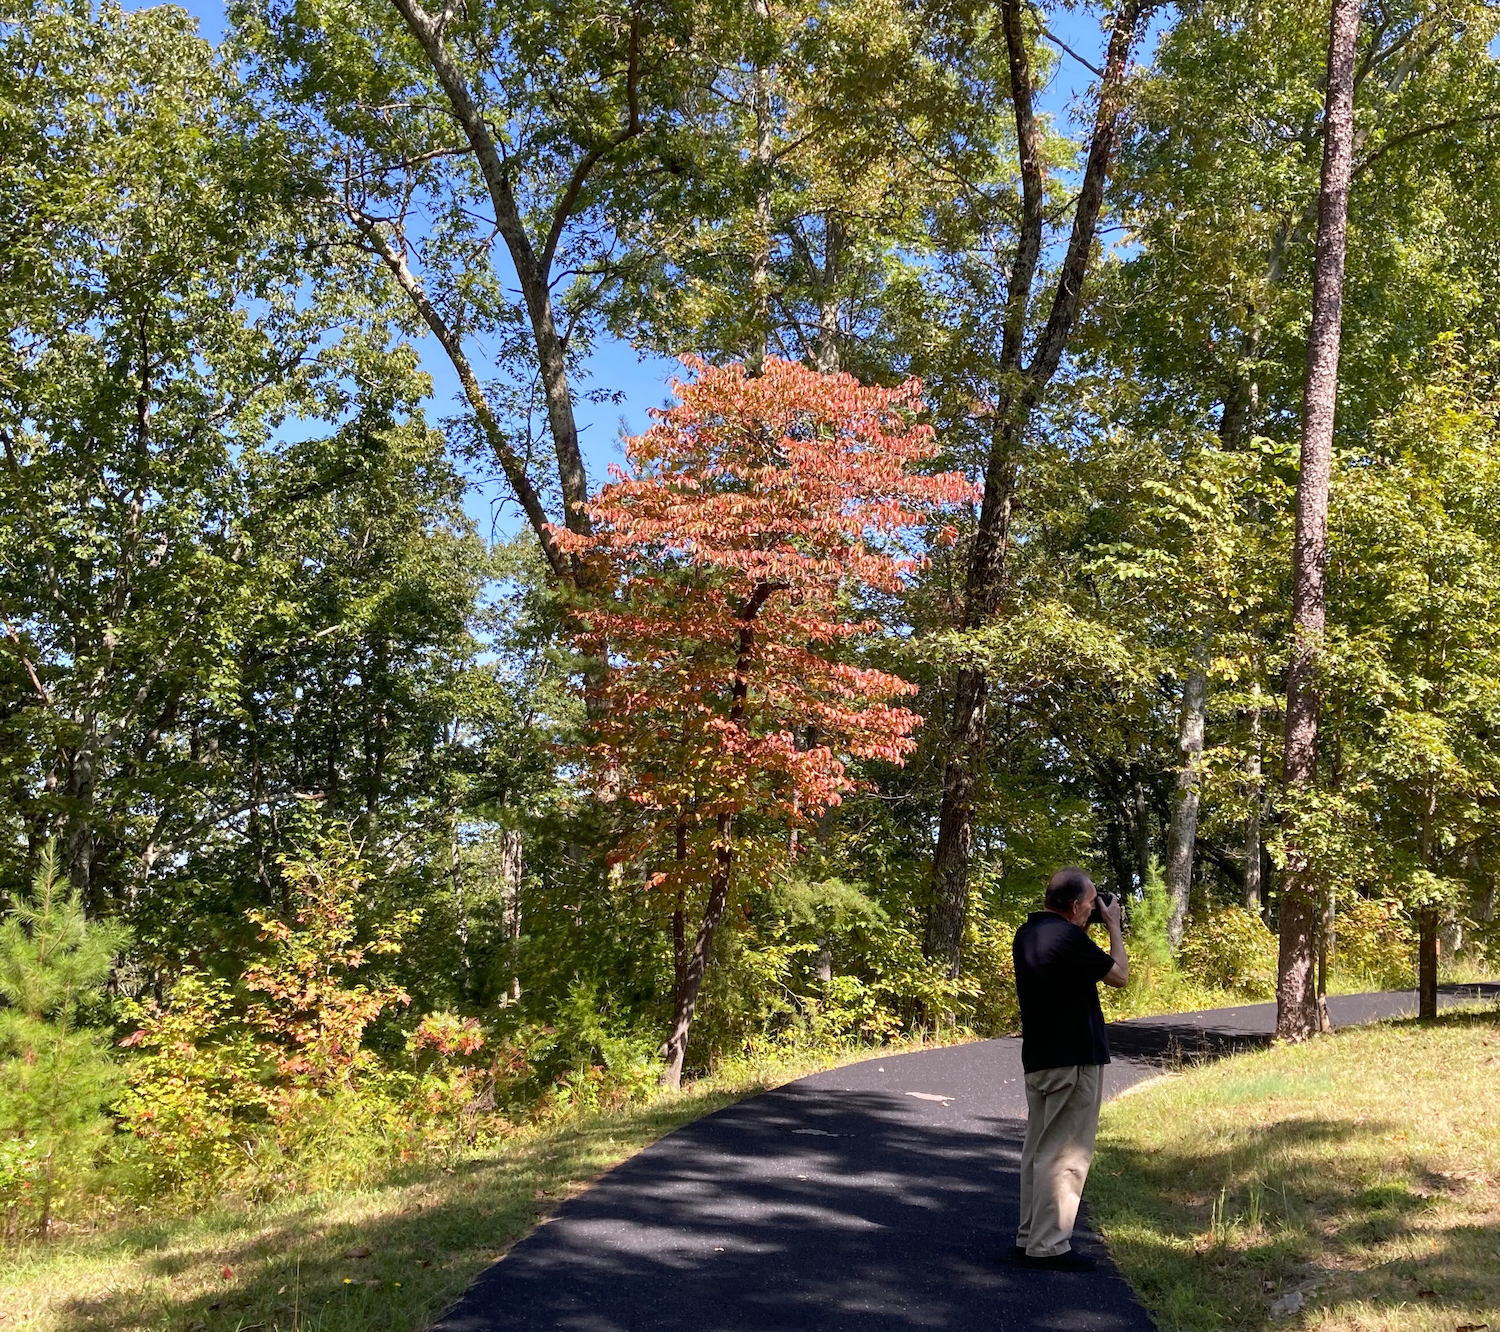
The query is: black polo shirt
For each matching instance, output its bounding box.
[1012,910,1115,1073]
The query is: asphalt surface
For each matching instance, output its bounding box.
[433,983,1499,1332]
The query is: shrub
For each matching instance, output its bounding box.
[116,841,423,1201]
[1177,907,1278,998]
[1334,896,1416,989]
[115,973,267,1202]
[401,1012,513,1155]
[244,845,413,1097]
[521,983,660,1115]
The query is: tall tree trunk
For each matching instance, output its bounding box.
[1276,0,1360,1043]
[671,814,688,1017]
[450,799,469,994]
[1317,885,1334,1032]
[815,214,844,372]
[924,0,1146,975]
[747,0,775,369]
[1165,652,1209,947]
[662,812,733,1089]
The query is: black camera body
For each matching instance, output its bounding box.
[1087,890,1116,925]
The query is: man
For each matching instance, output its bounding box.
[1011,866,1128,1272]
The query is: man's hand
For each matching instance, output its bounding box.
[1101,893,1123,932]
[1101,894,1129,989]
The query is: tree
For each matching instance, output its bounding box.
[1319,350,1500,1020]
[558,357,973,1086]
[0,842,128,1235]
[1094,0,1500,939]
[240,0,713,582]
[1277,0,1361,1043]
[924,0,1152,978]
[614,0,1011,379]
[0,0,497,961]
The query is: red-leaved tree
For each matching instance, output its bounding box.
[555,357,975,1088]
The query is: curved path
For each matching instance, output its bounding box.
[434,984,1498,1332]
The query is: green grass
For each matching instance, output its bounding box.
[0,1040,942,1332]
[1091,1004,1500,1332]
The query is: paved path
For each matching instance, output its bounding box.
[434,984,1498,1332]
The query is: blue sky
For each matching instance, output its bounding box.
[143,0,1143,541]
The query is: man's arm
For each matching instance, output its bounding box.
[1101,895,1129,988]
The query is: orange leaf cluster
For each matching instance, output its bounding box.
[554,357,975,873]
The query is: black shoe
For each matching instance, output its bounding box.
[1020,1247,1096,1272]
[1013,1245,1027,1262]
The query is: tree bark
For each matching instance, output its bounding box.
[1165,654,1208,947]
[924,0,1147,975]
[660,581,782,1087]
[661,811,733,1089]
[747,0,775,369]
[1277,0,1360,1044]
[1417,906,1438,1019]
[1130,761,1151,891]
[499,828,523,1005]
[1244,697,1263,911]
[381,0,651,573]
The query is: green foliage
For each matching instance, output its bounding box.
[1129,860,1177,985]
[0,842,128,1236]
[114,974,266,1202]
[519,984,660,1117]
[1177,908,1279,1000]
[1333,898,1416,991]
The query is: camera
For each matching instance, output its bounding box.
[1087,890,1116,926]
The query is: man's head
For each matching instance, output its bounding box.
[1045,866,1097,928]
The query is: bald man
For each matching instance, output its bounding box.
[1011,866,1128,1271]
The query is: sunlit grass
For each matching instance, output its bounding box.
[0,1039,945,1332]
[1091,1005,1500,1332]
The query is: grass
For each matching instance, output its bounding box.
[0,1039,943,1332]
[1090,1003,1500,1332]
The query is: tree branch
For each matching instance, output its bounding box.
[385,0,592,538]
[1000,0,1046,375]
[349,210,571,580]
[1028,0,1152,387]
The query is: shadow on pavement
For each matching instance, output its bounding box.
[434,1082,1152,1332]
[431,984,1499,1332]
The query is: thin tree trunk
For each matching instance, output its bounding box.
[925,666,986,974]
[661,812,734,1089]
[1277,0,1360,1044]
[748,0,774,369]
[1317,886,1334,1032]
[1130,761,1151,891]
[671,813,688,1016]
[815,215,844,373]
[499,828,523,1005]
[924,0,1147,976]
[1165,653,1208,947]
[1244,697,1263,912]
[1418,906,1438,1019]
[660,582,782,1087]
[450,799,469,993]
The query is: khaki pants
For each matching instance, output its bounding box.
[1016,1063,1104,1258]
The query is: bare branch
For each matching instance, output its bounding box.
[348,208,571,580]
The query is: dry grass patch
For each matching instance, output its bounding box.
[1091,1006,1500,1332]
